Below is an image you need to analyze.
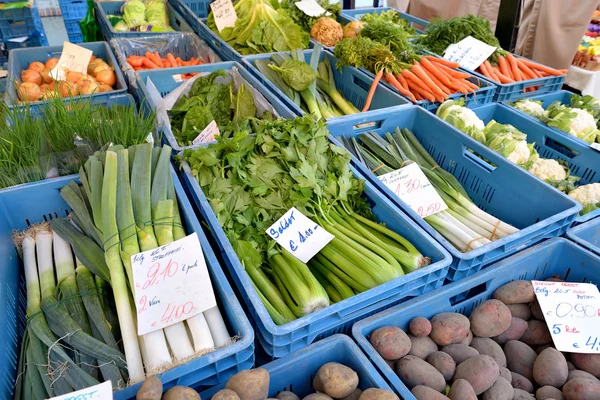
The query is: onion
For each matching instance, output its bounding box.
[45,58,59,69]
[88,59,104,74]
[18,82,42,102]
[66,71,83,83]
[90,55,97,62]
[96,69,116,87]
[78,79,99,95]
[98,84,113,93]
[58,81,78,98]
[39,83,49,92]
[21,69,42,85]
[92,63,110,76]
[43,90,61,100]
[28,61,45,73]
[40,68,53,84]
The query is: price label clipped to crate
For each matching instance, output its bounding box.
[591,143,600,152]
[266,207,334,263]
[211,0,237,32]
[193,120,220,145]
[131,233,217,335]
[50,41,93,81]
[533,280,600,353]
[378,163,447,218]
[49,381,112,400]
[295,0,327,17]
[443,36,497,71]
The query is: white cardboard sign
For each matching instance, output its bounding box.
[591,142,600,152]
[49,381,112,400]
[378,163,447,218]
[533,280,600,353]
[50,41,93,81]
[266,207,334,263]
[443,36,497,71]
[294,0,326,17]
[210,0,237,32]
[193,120,220,145]
[131,233,217,335]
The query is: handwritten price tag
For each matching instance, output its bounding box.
[49,381,112,400]
[193,120,220,145]
[210,0,237,32]
[378,163,447,218]
[266,207,334,263]
[443,36,497,71]
[131,233,217,335]
[50,41,93,81]
[533,280,600,353]
[294,0,326,17]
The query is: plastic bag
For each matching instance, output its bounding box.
[123,0,146,28]
[145,0,169,26]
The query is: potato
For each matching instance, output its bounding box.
[568,362,576,371]
[482,377,514,400]
[493,281,535,304]
[500,367,512,382]
[408,335,439,359]
[470,300,512,338]
[453,355,499,395]
[225,368,270,400]
[562,377,600,400]
[370,327,411,361]
[535,344,553,355]
[507,304,532,321]
[411,386,450,400]
[162,387,201,400]
[430,313,471,346]
[513,389,535,400]
[536,386,564,400]
[341,389,361,400]
[520,320,552,346]
[409,317,432,337]
[303,394,332,400]
[471,337,507,368]
[504,340,537,380]
[511,372,534,393]
[277,393,300,400]
[136,376,162,400]
[448,379,477,400]
[358,388,399,400]
[494,318,529,345]
[441,344,479,365]
[530,301,544,321]
[458,329,473,346]
[426,351,456,381]
[395,355,446,392]
[314,362,358,398]
[568,370,598,382]
[213,389,241,400]
[533,348,568,387]
[570,354,600,378]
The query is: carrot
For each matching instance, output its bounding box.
[515,58,537,80]
[519,58,563,76]
[557,69,569,75]
[411,63,447,100]
[407,80,436,102]
[415,92,423,101]
[401,69,430,93]
[424,56,461,69]
[385,72,417,103]
[435,66,469,93]
[497,56,511,79]
[167,53,177,67]
[435,63,471,79]
[482,61,498,81]
[478,62,494,80]
[142,58,160,69]
[176,57,184,67]
[420,58,453,88]
[504,54,520,82]
[494,70,516,84]
[462,79,479,90]
[423,68,452,95]
[362,69,384,111]
[397,73,409,91]
[190,59,201,66]
[127,57,144,68]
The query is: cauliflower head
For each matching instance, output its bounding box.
[506,139,534,165]
[568,183,600,215]
[436,100,486,143]
[528,158,567,181]
[569,108,597,136]
[512,99,545,119]
[543,102,600,143]
[444,105,485,130]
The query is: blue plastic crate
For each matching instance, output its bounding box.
[182,0,210,18]
[136,61,297,152]
[244,50,410,121]
[0,6,45,40]
[181,158,452,357]
[59,0,88,21]
[352,238,600,399]
[95,0,195,40]
[0,167,255,400]
[199,335,393,398]
[466,101,600,225]
[64,18,84,43]
[4,41,127,112]
[326,105,581,282]
[340,7,429,33]
[567,218,600,256]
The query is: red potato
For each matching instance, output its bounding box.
[470,337,507,368]
[411,386,450,400]
[499,367,512,382]
[511,372,534,393]
[520,320,552,346]
[530,301,544,321]
[482,377,513,400]
[340,389,361,400]
[533,348,568,387]
[506,304,532,321]
[426,351,456,381]
[448,379,477,400]
[493,318,528,345]
[395,355,446,392]
[535,386,564,400]
[313,363,358,398]
[458,329,473,345]
[453,355,499,395]
[568,370,598,382]
[512,388,535,400]
[370,326,411,361]
[430,313,471,346]
[562,378,600,400]
[225,368,269,400]
[493,281,535,304]
[358,388,398,400]
[568,362,576,371]
[213,389,241,400]
[441,344,479,365]
[303,395,332,400]
[504,340,537,381]
[136,376,162,400]
[535,344,554,355]
[409,317,432,337]
[571,354,600,378]
[470,300,512,338]
[408,335,438,360]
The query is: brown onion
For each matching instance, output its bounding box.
[40,68,53,84]
[98,84,113,92]
[95,69,116,87]
[45,58,59,69]
[18,82,41,102]
[92,63,110,76]
[39,83,49,92]
[78,79,99,95]
[28,61,45,73]
[58,81,78,97]
[87,59,104,74]
[21,69,42,85]
[66,71,83,83]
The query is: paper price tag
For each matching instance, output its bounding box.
[50,42,93,81]
[294,0,326,17]
[591,142,600,152]
[49,381,112,400]
[193,120,220,145]
[378,163,447,218]
[0,70,7,79]
[533,280,600,353]
[443,36,497,71]
[266,207,334,263]
[131,233,217,335]
[210,0,237,32]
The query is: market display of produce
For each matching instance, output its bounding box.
[1,2,600,400]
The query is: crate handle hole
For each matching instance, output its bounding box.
[449,280,491,306]
[543,137,579,159]
[352,74,371,93]
[464,147,496,173]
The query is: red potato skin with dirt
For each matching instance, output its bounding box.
[562,377,600,400]
[492,281,535,304]
[504,340,537,381]
[429,313,471,346]
[395,355,446,392]
[506,304,532,320]
[571,354,600,378]
[411,386,450,400]
[369,326,411,361]
[470,337,507,368]
[469,300,513,338]
[493,317,528,345]
[453,355,499,395]
[533,348,568,387]
[409,317,432,337]
[408,335,439,360]
[441,344,479,365]
[448,379,477,400]
[519,320,552,346]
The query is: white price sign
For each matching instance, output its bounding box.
[443,36,497,71]
[210,0,237,32]
[294,0,326,17]
[193,120,220,145]
[378,163,447,218]
[591,142,600,152]
[49,381,112,400]
[266,207,334,263]
[131,233,217,335]
[50,41,93,81]
[533,280,600,353]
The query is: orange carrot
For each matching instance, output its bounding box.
[363,69,384,111]
[167,53,177,67]
[497,56,511,79]
[415,92,423,101]
[407,80,436,102]
[142,58,160,69]
[176,57,183,67]
[127,57,144,67]
[478,62,494,80]
[385,72,417,102]
[422,67,452,95]
[519,58,563,76]
[401,69,430,93]
[397,73,409,91]
[424,56,460,69]
[420,58,453,88]
[435,67,469,93]
[493,70,515,84]
[435,63,471,79]
[516,58,537,80]
[411,63,447,100]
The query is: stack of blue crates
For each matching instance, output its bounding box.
[58,0,86,43]
[0,1,48,62]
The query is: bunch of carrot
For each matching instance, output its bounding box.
[476,53,567,92]
[126,51,205,75]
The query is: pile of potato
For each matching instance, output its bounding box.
[369,278,600,400]
[136,363,399,400]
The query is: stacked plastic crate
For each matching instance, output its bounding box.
[57,0,85,43]
[0,0,48,62]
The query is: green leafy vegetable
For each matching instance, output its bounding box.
[279,0,340,33]
[360,10,417,35]
[269,59,316,92]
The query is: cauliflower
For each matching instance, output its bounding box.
[512,99,545,119]
[569,108,597,136]
[542,102,600,143]
[506,139,533,165]
[528,158,567,181]
[568,183,600,215]
[436,100,486,143]
[484,120,539,167]
[443,105,485,130]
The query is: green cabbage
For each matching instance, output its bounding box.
[122,0,146,28]
[145,0,169,26]
[114,21,129,32]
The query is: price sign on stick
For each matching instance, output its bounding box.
[131,233,217,335]
[294,0,326,17]
[50,42,93,81]
[210,0,237,32]
[443,36,497,71]
[193,120,220,145]
[378,163,448,218]
[532,280,600,353]
[266,207,334,263]
[49,381,112,400]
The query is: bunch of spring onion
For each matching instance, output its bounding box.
[47,143,230,384]
[340,129,519,252]
[183,115,430,325]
